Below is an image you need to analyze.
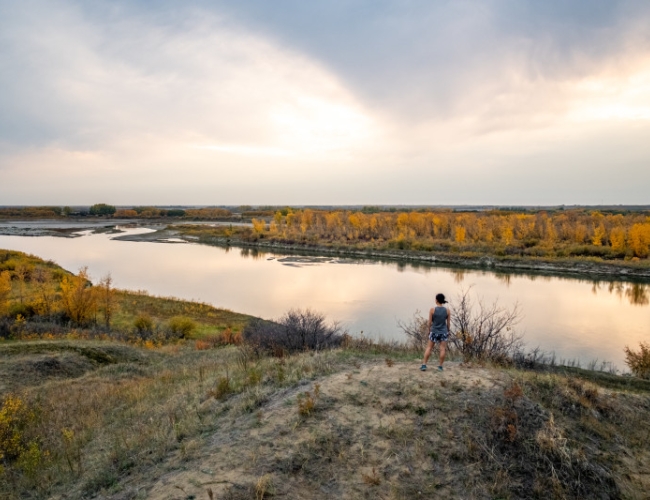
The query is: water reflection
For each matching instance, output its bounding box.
[0,230,648,370]
[585,280,649,306]
[494,273,512,287]
[626,284,648,306]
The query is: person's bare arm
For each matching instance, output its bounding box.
[446,307,451,332]
[427,308,434,334]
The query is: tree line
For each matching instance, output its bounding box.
[249,209,650,259]
[0,205,234,219]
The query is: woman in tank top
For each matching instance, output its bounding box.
[421,293,451,371]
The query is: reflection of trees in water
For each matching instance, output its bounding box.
[626,283,649,306]
[596,281,650,306]
[452,269,466,283]
[238,247,266,260]
[494,273,512,287]
[608,282,624,296]
[249,249,265,260]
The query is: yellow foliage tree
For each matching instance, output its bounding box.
[592,224,606,246]
[609,226,626,252]
[59,267,97,326]
[501,224,514,245]
[300,209,314,234]
[629,223,650,258]
[0,271,11,316]
[574,224,587,243]
[544,219,557,245]
[32,268,57,317]
[251,218,266,234]
[454,226,466,244]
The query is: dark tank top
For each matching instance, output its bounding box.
[431,306,448,335]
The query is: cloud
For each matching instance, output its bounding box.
[1,0,650,204]
[206,0,650,127]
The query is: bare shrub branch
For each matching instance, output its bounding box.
[243,309,343,354]
[396,310,428,351]
[624,342,650,379]
[450,287,522,362]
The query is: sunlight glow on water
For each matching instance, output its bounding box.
[0,228,648,370]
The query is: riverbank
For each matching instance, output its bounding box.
[112,225,650,281]
[4,219,650,280]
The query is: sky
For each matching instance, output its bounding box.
[1,0,650,206]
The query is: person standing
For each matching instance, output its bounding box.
[421,293,450,371]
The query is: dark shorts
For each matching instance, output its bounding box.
[429,329,449,343]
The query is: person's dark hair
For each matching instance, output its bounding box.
[435,293,447,304]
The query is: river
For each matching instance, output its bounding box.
[1,227,648,370]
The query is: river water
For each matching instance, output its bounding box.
[1,227,648,370]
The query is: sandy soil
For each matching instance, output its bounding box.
[137,360,501,500]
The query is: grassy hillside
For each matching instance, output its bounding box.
[0,249,252,346]
[2,249,650,499]
[1,341,650,499]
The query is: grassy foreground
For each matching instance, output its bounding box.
[1,250,650,499]
[1,340,650,499]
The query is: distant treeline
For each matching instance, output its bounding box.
[0,205,233,219]
[243,209,650,260]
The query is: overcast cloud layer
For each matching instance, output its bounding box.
[1,0,650,205]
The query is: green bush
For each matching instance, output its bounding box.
[133,315,154,335]
[167,316,196,339]
[89,204,116,216]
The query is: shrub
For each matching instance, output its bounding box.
[133,314,154,337]
[624,342,650,379]
[0,394,46,478]
[450,287,522,362]
[167,316,196,339]
[397,310,428,350]
[297,391,316,416]
[243,309,343,354]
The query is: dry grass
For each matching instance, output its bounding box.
[138,358,649,500]
[1,327,649,499]
[0,249,253,345]
[0,340,355,499]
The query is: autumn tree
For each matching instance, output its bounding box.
[97,274,116,329]
[454,225,466,244]
[59,267,97,326]
[14,264,30,305]
[592,223,606,246]
[0,271,11,316]
[114,209,138,217]
[629,223,650,258]
[609,226,626,253]
[252,218,266,234]
[501,223,514,245]
[32,268,57,317]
